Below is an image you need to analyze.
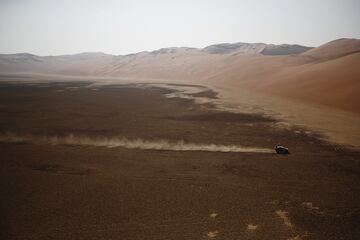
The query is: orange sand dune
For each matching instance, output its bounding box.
[256,53,360,113]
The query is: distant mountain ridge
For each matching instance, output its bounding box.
[202,42,312,55]
[0,41,314,77]
[0,41,313,59]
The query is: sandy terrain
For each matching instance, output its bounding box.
[0,80,359,240]
[1,38,359,113]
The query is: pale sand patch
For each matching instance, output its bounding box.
[302,202,320,210]
[207,231,219,238]
[209,213,217,218]
[276,210,293,228]
[288,235,302,240]
[247,224,258,230]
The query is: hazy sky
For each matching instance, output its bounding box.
[0,0,359,55]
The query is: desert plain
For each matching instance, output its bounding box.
[0,76,359,240]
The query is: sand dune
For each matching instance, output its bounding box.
[255,53,360,113]
[0,38,359,113]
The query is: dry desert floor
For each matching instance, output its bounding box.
[0,80,359,240]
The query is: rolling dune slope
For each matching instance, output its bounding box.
[234,53,360,113]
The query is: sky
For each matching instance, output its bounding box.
[0,0,359,56]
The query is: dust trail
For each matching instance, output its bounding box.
[0,133,273,153]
